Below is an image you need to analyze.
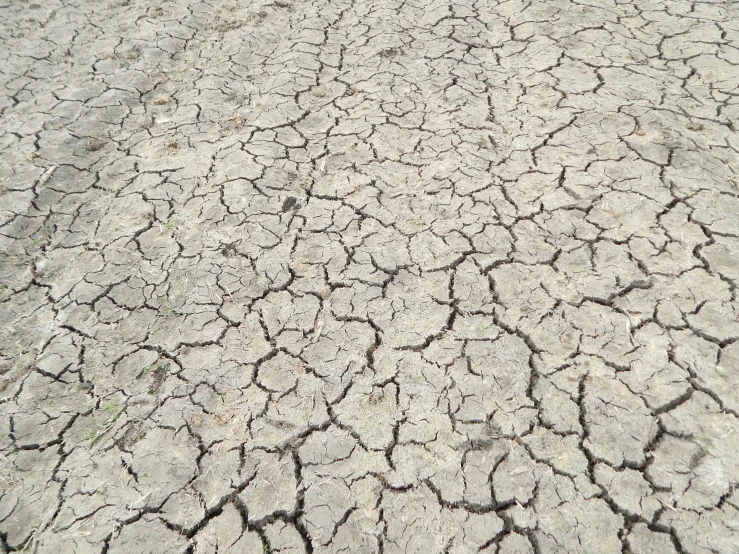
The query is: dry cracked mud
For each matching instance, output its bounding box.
[1,0,738,552]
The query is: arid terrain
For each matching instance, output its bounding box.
[1,0,738,552]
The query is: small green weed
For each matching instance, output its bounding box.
[140,359,168,377]
[29,226,52,248]
[101,402,119,414]
[85,403,123,444]
[160,302,181,316]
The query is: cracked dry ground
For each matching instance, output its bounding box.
[2,0,739,553]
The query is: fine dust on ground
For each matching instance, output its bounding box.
[1,0,738,553]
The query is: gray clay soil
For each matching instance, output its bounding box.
[1,0,739,553]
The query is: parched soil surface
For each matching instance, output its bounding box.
[1,0,738,553]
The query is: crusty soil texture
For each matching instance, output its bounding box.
[1,0,738,553]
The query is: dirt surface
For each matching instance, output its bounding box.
[1,0,738,552]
